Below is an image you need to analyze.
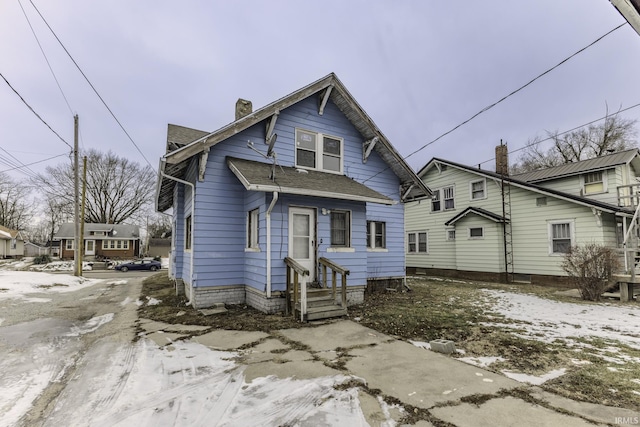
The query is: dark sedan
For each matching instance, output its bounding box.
[114,259,161,272]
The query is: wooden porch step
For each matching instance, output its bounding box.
[294,295,348,321]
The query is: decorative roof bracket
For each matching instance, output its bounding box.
[318,85,333,116]
[401,183,415,202]
[198,143,210,182]
[265,110,280,143]
[362,137,379,163]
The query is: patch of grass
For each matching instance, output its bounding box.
[138,273,312,332]
[543,362,640,411]
[36,283,69,289]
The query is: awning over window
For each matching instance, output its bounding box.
[227,157,396,205]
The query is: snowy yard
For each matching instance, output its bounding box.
[1,271,640,425]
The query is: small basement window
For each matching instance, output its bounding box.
[469,227,484,239]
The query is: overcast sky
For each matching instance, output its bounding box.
[2,0,640,183]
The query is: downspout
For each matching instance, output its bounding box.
[266,192,279,298]
[160,159,195,305]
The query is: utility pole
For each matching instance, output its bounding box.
[74,115,81,276]
[78,156,87,276]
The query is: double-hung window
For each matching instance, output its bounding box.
[247,209,259,249]
[66,240,74,250]
[443,186,455,210]
[295,129,343,173]
[331,211,351,247]
[367,221,386,249]
[470,179,486,200]
[433,187,455,212]
[549,220,574,255]
[583,171,604,194]
[407,231,428,253]
[431,190,441,212]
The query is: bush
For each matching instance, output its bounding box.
[33,254,52,265]
[561,243,620,301]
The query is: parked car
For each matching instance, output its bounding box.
[115,259,161,272]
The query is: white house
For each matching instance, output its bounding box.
[406,147,639,284]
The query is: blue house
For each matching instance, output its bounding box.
[156,73,430,319]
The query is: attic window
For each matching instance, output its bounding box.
[583,171,605,194]
[295,129,343,174]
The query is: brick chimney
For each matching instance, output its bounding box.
[495,142,509,176]
[235,98,252,120]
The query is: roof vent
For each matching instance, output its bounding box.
[235,99,252,120]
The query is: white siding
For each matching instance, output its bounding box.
[407,163,617,277]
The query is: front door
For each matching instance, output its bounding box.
[289,207,316,282]
[85,240,95,256]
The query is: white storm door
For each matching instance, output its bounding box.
[289,207,316,281]
[85,240,95,256]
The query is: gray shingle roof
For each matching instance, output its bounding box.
[156,73,431,212]
[227,157,395,205]
[420,157,635,216]
[512,149,640,183]
[54,223,140,240]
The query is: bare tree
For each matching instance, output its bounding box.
[0,172,33,230]
[32,149,155,224]
[514,112,637,173]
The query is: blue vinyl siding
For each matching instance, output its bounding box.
[174,96,407,292]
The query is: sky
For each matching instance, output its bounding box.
[1,0,640,184]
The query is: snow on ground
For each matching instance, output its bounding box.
[43,339,368,427]
[0,314,117,426]
[0,271,102,302]
[481,289,640,350]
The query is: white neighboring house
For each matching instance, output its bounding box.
[0,225,24,258]
[24,241,48,257]
[406,147,640,284]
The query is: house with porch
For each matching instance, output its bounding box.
[156,73,430,319]
[54,223,140,260]
[406,146,639,286]
[0,225,24,258]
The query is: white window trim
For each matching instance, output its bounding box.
[446,227,456,241]
[366,220,387,250]
[246,208,260,251]
[468,227,484,239]
[407,231,428,254]
[295,128,344,174]
[66,240,74,250]
[443,185,455,210]
[580,170,608,195]
[469,178,487,201]
[548,219,575,256]
[101,240,130,250]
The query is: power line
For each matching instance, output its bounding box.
[27,0,153,169]
[363,21,628,184]
[0,71,73,149]
[17,0,74,115]
[0,152,69,174]
[478,102,640,166]
[401,22,627,162]
[0,147,38,179]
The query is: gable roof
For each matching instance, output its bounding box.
[54,223,140,240]
[227,157,395,205]
[444,207,507,226]
[0,225,21,240]
[157,73,430,212]
[419,157,635,216]
[511,149,640,183]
